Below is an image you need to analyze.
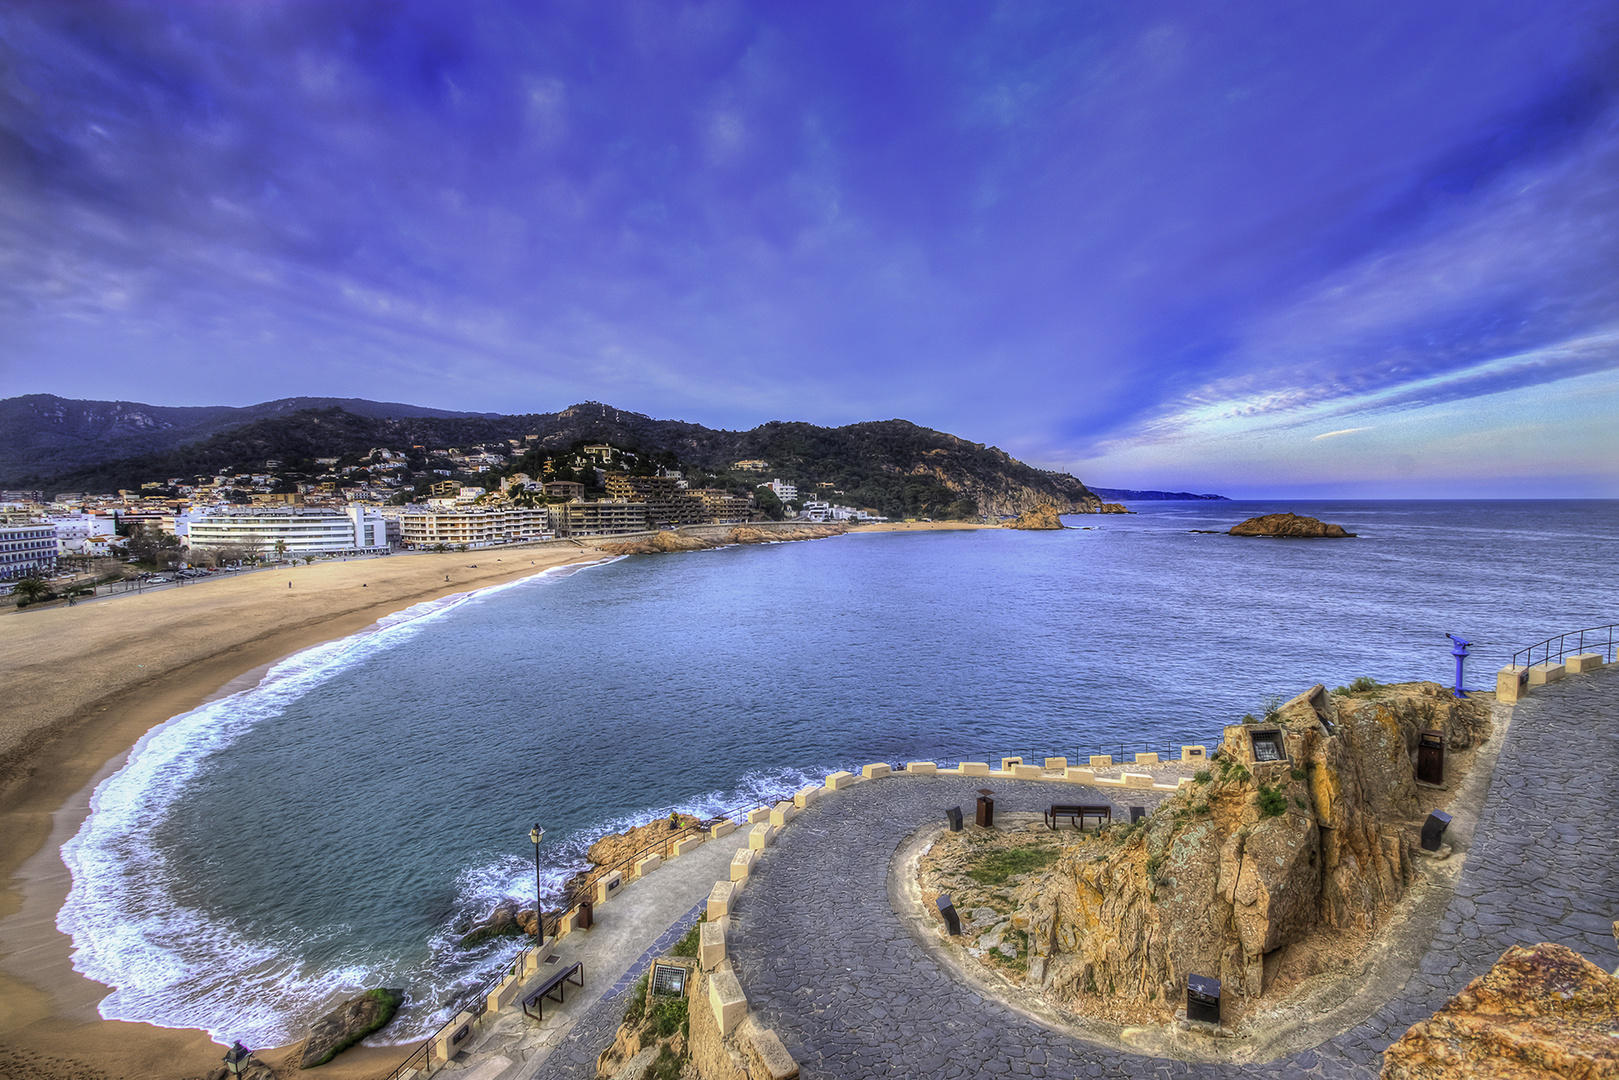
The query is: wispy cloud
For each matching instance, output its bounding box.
[1312,428,1368,440]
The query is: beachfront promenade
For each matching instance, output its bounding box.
[485,665,1619,1080]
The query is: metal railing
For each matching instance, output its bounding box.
[1510,623,1618,671]
[381,794,794,1080]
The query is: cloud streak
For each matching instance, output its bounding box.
[0,1,1616,496]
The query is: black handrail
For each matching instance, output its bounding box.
[1510,623,1618,671]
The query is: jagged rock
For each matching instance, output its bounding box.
[1381,943,1619,1079]
[1022,681,1487,1018]
[206,1060,274,1080]
[1004,504,1065,530]
[461,900,523,947]
[1097,502,1131,514]
[298,988,405,1068]
[1228,512,1355,537]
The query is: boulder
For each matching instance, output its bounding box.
[460,899,522,947]
[298,988,405,1068]
[1381,943,1619,1079]
[1228,512,1355,538]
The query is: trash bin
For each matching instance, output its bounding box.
[1130,806,1147,824]
[1187,973,1221,1024]
[1417,729,1445,785]
[945,806,963,832]
[577,900,594,930]
[975,794,994,829]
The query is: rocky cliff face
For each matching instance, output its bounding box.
[1015,683,1489,1023]
[1382,942,1619,1079]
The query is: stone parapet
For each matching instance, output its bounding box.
[707,880,736,921]
[824,771,855,790]
[960,762,991,776]
[1497,665,1529,702]
[708,962,748,1037]
[731,848,756,881]
[699,917,727,970]
[905,761,938,775]
[1528,662,1565,686]
[1134,752,1159,764]
[1180,745,1208,762]
[673,835,704,857]
[1566,652,1605,674]
[596,870,624,904]
[635,853,662,877]
[1012,764,1043,779]
[748,822,776,850]
[1044,757,1068,770]
[710,819,737,840]
[861,763,892,779]
[793,785,821,808]
[1089,755,1113,768]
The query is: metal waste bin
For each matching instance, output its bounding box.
[975,793,994,829]
[946,806,964,832]
[1130,806,1147,824]
[1187,973,1221,1024]
[577,900,593,930]
[1417,729,1445,785]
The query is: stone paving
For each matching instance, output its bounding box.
[723,667,1619,1079]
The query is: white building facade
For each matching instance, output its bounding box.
[1,522,59,579]
[187,507,389,556]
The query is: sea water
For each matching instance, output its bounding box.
[55,500,1619,1045]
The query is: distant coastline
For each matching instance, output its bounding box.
[1088,487,1227,501]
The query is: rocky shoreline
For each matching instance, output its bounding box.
[1228,512,1355,537]
[597,522,846,556]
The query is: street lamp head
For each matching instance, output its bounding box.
[530,824,544,845]
[223,1041,252,1075]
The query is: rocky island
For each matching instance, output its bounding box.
[1229,512,1355,538]
[1004,504,1066,529]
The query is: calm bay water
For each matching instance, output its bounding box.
[57,500,1619,1044]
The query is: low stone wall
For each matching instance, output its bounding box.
[1498,653,1609,702]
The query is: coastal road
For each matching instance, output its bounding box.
[717,667,1619,1079]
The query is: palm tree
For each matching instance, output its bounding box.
[12,577,52,606]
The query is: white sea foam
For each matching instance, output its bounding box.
[56,563,591,1045]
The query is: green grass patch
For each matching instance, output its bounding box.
[1257,784,1288,819]
[671,922,701,958]
[965,845,1060,885]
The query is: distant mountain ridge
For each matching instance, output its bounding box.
[0,394,496,482]
[0,396,1101,520]
[1089,487,1227,501]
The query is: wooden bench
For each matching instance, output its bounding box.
[522,960,584,1020]
[1045,803,1111,830]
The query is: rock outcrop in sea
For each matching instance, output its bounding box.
[1382,942,1619,1079]
[1228,512,1354,537]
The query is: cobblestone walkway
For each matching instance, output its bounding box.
[728,667,1619,1079]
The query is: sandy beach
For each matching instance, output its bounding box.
[0,543,606,1079]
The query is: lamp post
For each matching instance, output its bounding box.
[222,1041,252,1076]
[529,824,545,946]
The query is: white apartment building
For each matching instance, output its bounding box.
[399,506,553,548]
[766,479,797,502]
[47,513,120,554]
[187,507,389,556]
[1,522,59,579]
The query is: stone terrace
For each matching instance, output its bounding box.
[721,667,1619,1079]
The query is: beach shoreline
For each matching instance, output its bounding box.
[0,544,610,1079]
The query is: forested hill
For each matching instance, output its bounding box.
[5,398,1100,520]
[0,394,494,481]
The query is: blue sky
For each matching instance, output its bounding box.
[2,2,1617,497]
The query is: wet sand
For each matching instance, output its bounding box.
[0,544,606,1079]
